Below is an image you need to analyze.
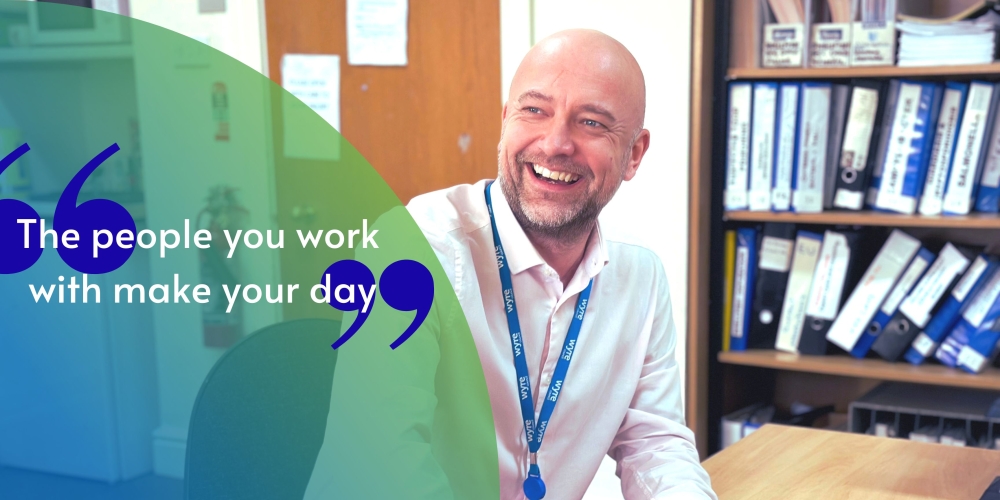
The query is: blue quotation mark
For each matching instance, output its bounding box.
[0,143,136,274]
[321,252,434,350]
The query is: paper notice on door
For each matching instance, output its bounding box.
[281,54,341,160]
[93,0,122,14]
[347,0,408,66]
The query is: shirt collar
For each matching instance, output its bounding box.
[488,181,609,279]
[579,221,609,282]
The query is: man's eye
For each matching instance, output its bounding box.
[525,107,542,114]
[583,119,602,128]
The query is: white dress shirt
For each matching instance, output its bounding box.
[405,180,716,500]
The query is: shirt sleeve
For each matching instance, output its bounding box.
[608,257,718,500]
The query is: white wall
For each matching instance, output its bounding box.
[502,0,692,397]
[128,0,274,478]
[130,0,268,74]
[500,1,693,497]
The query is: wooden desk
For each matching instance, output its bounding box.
[703,424,1000,499]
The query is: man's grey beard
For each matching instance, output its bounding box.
[497,151,624,241]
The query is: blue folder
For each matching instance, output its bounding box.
[730,227,758,352]
[905,256,999,365]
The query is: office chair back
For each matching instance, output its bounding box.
[185,318,340,500]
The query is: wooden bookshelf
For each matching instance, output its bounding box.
[723,210,1000,229]
[719,350,1000,391]
[728,63,1000,81]
[687,0,1000,459]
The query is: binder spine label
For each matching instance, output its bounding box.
[919,87,964,215]
[943,83,993,214]
[772,84,799,211]
[866,80,901,206]
[793,85,831,213]
[952,256,989,303]
[880,252,930,316]
[805,232,850,320]
[834,86,880,210]
[725,83,752,210]
[958,346,987,373]
[961,270,1000,328]
[875,83,924,214]
[912,332,936,357]
[731,246,750,339]
[826,230,922,351]
[749,84,777,210]
[763,24,804,68]
[981,151,1000,188]
[833,189,864,211]
[776,233,824,352]
[897,244,970,328]
[977,103,1000,212]
[978,120,1000,205]
[840,87,879,174]
[759,236,793,272]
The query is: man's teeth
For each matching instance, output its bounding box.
[532,163,580,183]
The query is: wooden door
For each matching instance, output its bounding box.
[264,0,501,320]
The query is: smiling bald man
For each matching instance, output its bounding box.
[403,29,717,499]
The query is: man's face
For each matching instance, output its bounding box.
[497,46,645,238]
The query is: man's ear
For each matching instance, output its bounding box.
[623,129,651,182]
[501,101,509,122]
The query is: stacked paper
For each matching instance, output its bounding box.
[897,12,999,67]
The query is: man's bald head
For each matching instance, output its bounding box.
[509,29,646,133]
[497,29,651,243]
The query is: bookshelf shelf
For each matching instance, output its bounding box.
[719,350,1000,391]
[728,63,1000,81]
[723,210,1000,229]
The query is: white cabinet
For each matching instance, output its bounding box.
[0,248,157,482]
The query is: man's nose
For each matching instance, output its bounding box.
[539,119,575,158]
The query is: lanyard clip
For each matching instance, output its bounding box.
[530,452,538,465]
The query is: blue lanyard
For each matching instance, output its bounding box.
[485,182,593,499]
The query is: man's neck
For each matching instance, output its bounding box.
[524,223,594,288]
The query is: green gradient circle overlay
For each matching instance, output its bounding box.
[0,2,498,498]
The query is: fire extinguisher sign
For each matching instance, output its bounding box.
[212,82,230,142]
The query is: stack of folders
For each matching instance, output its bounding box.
[725,226,1000,374]
[724,79,1000,215]
[897,12,999,67]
